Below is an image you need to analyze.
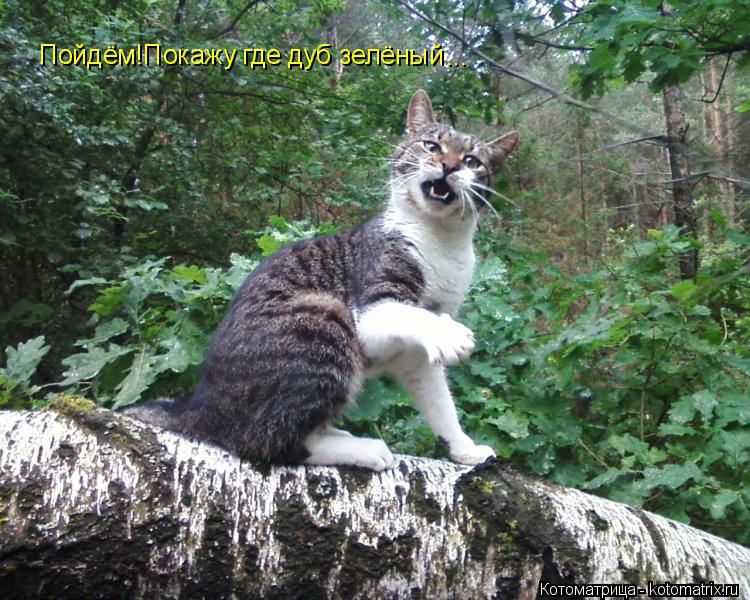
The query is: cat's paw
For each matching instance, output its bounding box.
[422,314,475,366]
[304,435,396,471]
[448,437,496,466]
[359,438,396,471]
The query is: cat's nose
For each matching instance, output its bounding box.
[442,159,460,175]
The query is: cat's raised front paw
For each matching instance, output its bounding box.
[422,314,475,366]
[449,439,495,466]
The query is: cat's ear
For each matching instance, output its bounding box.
[486,130,519,170]
[406,89,435,135]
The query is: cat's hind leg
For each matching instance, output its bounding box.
[302,427,396,471]
[212,292,365,464]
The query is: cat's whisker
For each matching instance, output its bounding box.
[465,186,502,225]
[391,168,428,182]
[361,155,424,168]
[380,140,405,150]
[456,188,477,225]
[464,185,493,212]
[469,181,504,197]
[357,155,400,163]
[458,189,467,220]
[389,172,422,188]
[388,169,416,182]
[389,161,425,171]
[465,189,480,225]
[469,182,519,208]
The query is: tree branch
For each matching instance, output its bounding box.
[210,0,264,40]
[700,54,732,104]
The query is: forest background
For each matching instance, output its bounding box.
[1,0,749,545]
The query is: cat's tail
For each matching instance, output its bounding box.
[120,398,183,430]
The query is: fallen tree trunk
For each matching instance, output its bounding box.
[1,399,749,599]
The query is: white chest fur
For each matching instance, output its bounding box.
[383,205,476,316]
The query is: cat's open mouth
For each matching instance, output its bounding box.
[420,178,456,204]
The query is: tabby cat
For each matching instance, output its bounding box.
[126,89,518,471]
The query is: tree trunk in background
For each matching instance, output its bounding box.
[723,67,741,224]
[736,103,750,225]
[325,19,343,88]
[662,83,698,279]
[2,401,750,598]
[705,58,736,225]
[576,113,588,259]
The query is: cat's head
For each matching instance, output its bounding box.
[389,89,518,222]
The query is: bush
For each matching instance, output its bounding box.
[3,221,749,544]
[349,225,750,544]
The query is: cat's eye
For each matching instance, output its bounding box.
[422,140,441,153]
[462,155,481,169]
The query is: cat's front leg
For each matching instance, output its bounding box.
[356,301,474,366]
[392,358,495,466]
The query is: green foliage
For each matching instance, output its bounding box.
[345,225,750,543]
[559,0,750,97]
[59,256,249,408]
[2,0,750,550]
[502,226,749,540]
[0,336,50,407]
[45,217,330,408]
[0,0,413,375]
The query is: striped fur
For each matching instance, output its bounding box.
[174,220,424,463]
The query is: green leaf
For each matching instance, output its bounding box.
[66,276,109,295]
[692,390,717,421]
[715,392,750,427]
[725,355,750,376]
[621,51,645,82]
[257,233,281,256]
[668,396,696,424]
[639,461,704,492]
[154,338,198,374]
[112,348,159,409]
[688,305,711,317]
[658,422,696,437]
[727,229,750,247]
[1,336,50,387]
[584,467,630,490]
[669,278,696,301]
[171,265,207,284]
[0,301,54,328]
[587,44,617,71]
[699,490,739,520]
[77,318,129,346]
[60,344,132,386]
[468,360,507,385]
[472,256,509,288]
[267,214,288,230]
[721,430,750,466]
[609,433,649,459]
[343,378,408,422]
[90,286,125,316]
[488,412,529,439]
[225,253,256,290]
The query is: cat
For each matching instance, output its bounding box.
[125,89,518,471]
